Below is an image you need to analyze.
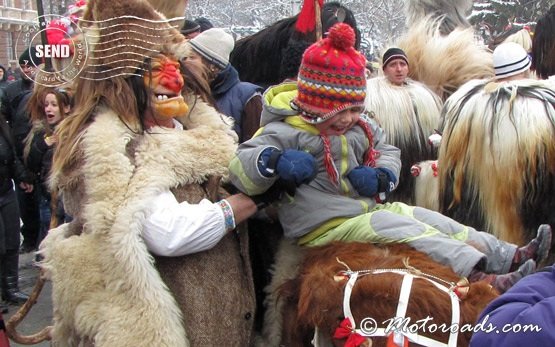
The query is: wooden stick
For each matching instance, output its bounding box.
[315,0,322,40]
[5,270,52,344]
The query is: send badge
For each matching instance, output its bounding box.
[35,44,71,58]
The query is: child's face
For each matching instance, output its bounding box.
[314,107,362,136]
[44,93,65,126]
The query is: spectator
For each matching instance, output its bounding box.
[0,47,42,253]
[180,19,201,39]
[187,28,263,142]
[25,87,72,254]
[194,17,213,32]
[0,66,8,94]
[0,112,34,307]
[470,264,555,346]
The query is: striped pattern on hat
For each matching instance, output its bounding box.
[293,23,367,124]
[493,42,531,78]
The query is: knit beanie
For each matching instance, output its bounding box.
[19,46,42,66]
[181,19,200,35]
[194,17,213,32]
[189,28,234,69]
[493,42,531,78]
[382,47,408,69]
[293,22,367,124]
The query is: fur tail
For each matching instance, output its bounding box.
[397,17,494,100]
[405,0,473,34]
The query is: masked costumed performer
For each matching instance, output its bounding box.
[40,0,263,345]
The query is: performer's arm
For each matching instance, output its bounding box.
[142,191,256,257]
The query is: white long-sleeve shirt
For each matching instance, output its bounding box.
[142,190,227,257]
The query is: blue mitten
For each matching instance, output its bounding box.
[347,166,397,199]
[258,147,317,186]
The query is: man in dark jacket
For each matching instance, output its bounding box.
[187,28,263,143]
[0,47,41,256]
[0,113,34,308]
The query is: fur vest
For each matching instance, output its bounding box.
[41,104,255,346]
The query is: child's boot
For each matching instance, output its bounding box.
[469,259,536,293]
[511,224,552,271]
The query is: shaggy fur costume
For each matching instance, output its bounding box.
[396,17,494,100]
[405,0,473,34]
[364,77,442,205]
[439,79,555,246]
[41,104,255,346]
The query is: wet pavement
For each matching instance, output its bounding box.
[5,251,52,347]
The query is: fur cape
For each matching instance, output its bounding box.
[41,103,247,346]
[439,78,555,245]
[365,77,442,204]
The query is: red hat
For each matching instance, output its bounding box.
[293,23,367,124]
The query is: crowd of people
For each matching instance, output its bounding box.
[0,1,553,346]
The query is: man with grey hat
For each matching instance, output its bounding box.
[187,28,263,143]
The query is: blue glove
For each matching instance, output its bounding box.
[347,166,397,199]
[258,147,317,186]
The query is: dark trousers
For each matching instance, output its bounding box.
[0,189,21,255]
[15,184,39,250]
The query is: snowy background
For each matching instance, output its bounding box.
[42,0,555,60]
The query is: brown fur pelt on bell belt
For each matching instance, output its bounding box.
[276,241,498,347]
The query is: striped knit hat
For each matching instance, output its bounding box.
[493,42,531,79]
[293,22,367,124]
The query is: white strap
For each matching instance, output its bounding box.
[341,270,460,347]
[343,271,359,328]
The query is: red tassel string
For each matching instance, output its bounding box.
[321,134,339,185]
[357,119,379,167]
[295,0,324,33]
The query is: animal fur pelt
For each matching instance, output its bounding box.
[146,0,187,20]
[489,27,533,53]
[532,5,555,79]
[405,0,473,34]
[229,2,359,88]
[40,108,237,346]
[411,160,440,211]
[79,0,187,79]
[279,241,498,347]
[439,78,555,246]
[364,77,442,205]
[396,17,494,100]
[254,238,304,347]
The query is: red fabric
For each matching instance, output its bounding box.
[333,318,366,347]
[0,313,10,347]
[295,0,324,33]
[46,20,68,46]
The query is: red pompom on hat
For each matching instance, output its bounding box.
[293,22,367,124]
